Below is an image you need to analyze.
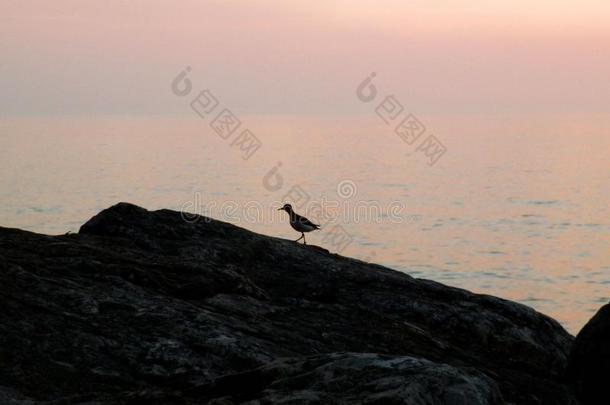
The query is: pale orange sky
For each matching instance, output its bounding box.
[1,0,609,115]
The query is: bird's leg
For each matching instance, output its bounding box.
[295,233,304,242]
[303,233,307,245]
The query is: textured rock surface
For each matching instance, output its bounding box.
[0,203,579,404]
[194,353,503,405]
[567,302,610,404]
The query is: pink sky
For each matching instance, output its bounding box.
[1,0,609,115]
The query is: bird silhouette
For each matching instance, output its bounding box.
[278,203,320,244]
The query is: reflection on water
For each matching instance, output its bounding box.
[1,114,608,334]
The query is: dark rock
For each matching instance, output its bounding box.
[0,202,579,404]
[194,353,504,404]
[567,302,610,404]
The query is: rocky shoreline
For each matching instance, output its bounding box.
[0,203,605,404]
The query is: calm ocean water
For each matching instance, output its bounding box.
[1,114,608,334]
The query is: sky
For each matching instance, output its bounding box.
[1,0,610,116]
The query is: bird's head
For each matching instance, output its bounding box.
[278,203,293,212]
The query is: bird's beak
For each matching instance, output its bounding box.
[277,208,283,211]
